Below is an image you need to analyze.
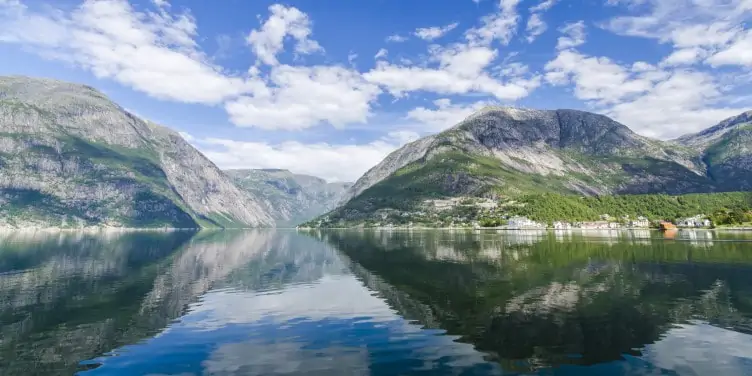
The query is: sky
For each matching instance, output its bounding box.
[1,0,751,182]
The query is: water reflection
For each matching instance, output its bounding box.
[0,229,751,375]
[313,229,752,375]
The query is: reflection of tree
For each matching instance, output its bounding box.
[0,229,352,375]
[0,230,195,376]
[0,231,310,373]
[313,229,752,374]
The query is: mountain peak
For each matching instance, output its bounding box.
[676,110,752,147]
[463,106,545,124]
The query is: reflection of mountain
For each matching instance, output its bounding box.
[0,230,194,375]
[92,232,506,376]
[313,230,752,374]
[0,229,347,375]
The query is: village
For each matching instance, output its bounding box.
[499,214,712,230]
[338,197,719,230]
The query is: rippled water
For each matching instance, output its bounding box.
[1,229,752,375]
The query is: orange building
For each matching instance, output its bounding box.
[659,222,677,231]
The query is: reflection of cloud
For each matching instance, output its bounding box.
[505,282,581,314]
[644,321,752,376]
[186,275,399,328]
[203,342,370,376]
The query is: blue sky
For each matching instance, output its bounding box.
[1,0,751,181]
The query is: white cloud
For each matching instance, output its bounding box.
[602,0,749,69]
[374,48,388,59]
[605,70,746,138]
[246,4,322,66]
[526,0,558,42]
[152,0,169,9]
[0,1,389,131]
[707,30,752,67]
[0,0,252,104]
[525,13,546,43]
[545,46,746,138]
[414,22,459,41]
[465,0,521,46]
[178,131,195,142]
[386,34,408,42]
[545,50,652,104]
[407,99,491,131]
[661,47,706,66]
[189,133,414,182]
[556,21,586,50]
[530,0,557,12]
[224,64,381,130]
[364,44,539,101]
[386,130,421,145]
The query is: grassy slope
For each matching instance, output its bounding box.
[508,192,752,223]
[312,145,718,226]
[0,132,199,228]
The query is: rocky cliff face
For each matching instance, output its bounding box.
[320,107,750,224]
[0,75,274,229]
[226,169,351,226]
[675,110,752,191]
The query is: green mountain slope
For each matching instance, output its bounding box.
[310,107,752,227]
[0,75,274,229]
[226,169,351,226]
[676,110,752,191]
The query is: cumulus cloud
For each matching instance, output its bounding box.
[186,132,416,182]
[556,21,586,50]
[224,65,380,130]
[246,4,322,66]
[525,0,558,42]
[465,0,521,46]
[0,1,386,131]
[605,70,745,139]
[707,30,752,67]
[386,34,408,42]
[0,0,251,104]
[544,47,745,138]
[602,0,750,69]
[525,13,547,43]
[374,48,388,59]
[414,22,459,41]
[407,99,492,131]
[364,43,539,101]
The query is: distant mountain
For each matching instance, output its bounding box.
[675,110,752,191]
[0,76,275,229]
[226,169,351,226]
[314,107,751,226]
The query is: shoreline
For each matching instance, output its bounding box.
[297,226,752,232]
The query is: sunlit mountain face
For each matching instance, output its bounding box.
[1,229,752,375]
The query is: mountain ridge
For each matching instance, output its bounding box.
[0,75,275,229]
[319,106,752,226]
[226,168,352,226]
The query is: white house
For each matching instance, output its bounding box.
[553,221,572,229]
[677,215,709,228]
[629,216,650,228]
[508,216,544,229]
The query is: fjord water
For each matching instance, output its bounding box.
[1,230,752,375]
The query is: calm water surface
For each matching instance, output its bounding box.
[1,229,752,375]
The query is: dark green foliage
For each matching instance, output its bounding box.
[311,230,752,371]
[509,192,752,223]
[710,208,752,226]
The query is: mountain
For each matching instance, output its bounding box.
[0,75,274,229]
[316,107,751,226]
[226,169,351,226]
[675,110,752,191]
